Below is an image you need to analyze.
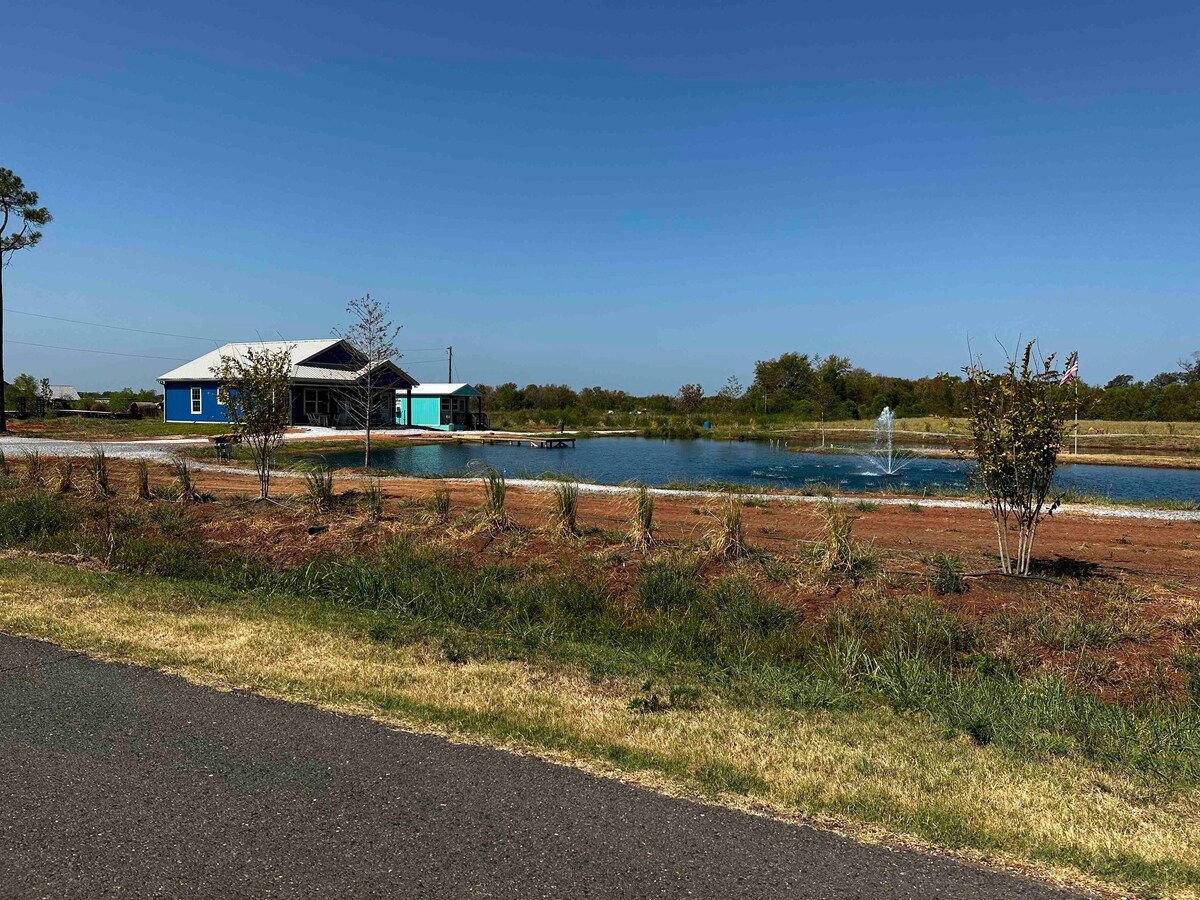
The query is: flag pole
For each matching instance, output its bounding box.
[1074,380,1079,455]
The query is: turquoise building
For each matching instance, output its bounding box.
[395,383,489,431]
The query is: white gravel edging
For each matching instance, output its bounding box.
[2,435,1197,523]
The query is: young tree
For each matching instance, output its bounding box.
[962,342,1071,576]
[716,375,742,433]
[1,169,52,431]
[676,383,704,415]
[213,344,293,501]
[335,294,402,468]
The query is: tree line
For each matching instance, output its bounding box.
[474,350,1200,422]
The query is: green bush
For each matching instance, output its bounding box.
[0,494,78,546]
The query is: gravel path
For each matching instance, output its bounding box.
[0,634,1086,899]
[2,434,1197,522]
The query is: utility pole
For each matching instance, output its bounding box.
[447,346,453,382]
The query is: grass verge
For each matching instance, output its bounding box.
[1,558,1198,897]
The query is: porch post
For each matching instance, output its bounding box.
[406,387,412,428]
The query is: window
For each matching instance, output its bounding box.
[303,388,329,417]
[190,387,202,415]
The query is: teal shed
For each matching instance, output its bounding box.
[395,383,489,431]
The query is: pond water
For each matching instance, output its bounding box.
[308,437,1200,504]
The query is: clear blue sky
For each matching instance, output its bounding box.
[4,0,1198,392]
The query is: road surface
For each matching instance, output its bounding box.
[0,633,1084,898]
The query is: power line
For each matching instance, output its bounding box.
[3,340,189,362]
[7,308,225,344]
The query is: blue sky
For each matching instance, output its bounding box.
[4,0,1198,392]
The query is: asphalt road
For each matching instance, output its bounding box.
[0,633,1085,899]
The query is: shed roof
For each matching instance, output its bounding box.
[402,383,481,397]
[158,340,415,387]
[47,385,80,402]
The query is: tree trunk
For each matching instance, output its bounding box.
[1,263,6,432]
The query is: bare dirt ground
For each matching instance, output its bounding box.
[92,459,1200,705]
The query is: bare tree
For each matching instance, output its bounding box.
[335,294,402,468]
[716,375,742,433]
[213,344,293,501]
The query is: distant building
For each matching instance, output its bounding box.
[47,385,80,407]
[158,340,416,426]
[395,383,488,431]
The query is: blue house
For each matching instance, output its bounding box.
[158,339,417,426]
[395,383,489,431]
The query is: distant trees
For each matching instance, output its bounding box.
[0,168,53,431]
[472,347,1200,425]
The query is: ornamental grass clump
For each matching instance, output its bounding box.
[629,485,655,551]
[87,447,111,498]
[811,502,878,581]
[21,450,45,489]
[301,463,335,514]
[173,457,201,505]
[550,481,579,537]
[429,487,451,524]
[707,496,748,559]
[361,477,385,521]
[480,466,510,532]
[134,459,153,501]
[54,456,74,494]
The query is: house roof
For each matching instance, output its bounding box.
[158,340,416,387]
[402,383,481,397]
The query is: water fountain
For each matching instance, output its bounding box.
[863,406,913,476]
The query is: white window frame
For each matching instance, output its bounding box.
[303,388,330,418]
[190,387,202,415]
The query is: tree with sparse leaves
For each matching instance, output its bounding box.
[962,342,1071,576]
[716,375,742,433]
[1,168,53,431]
[334,294,402,468]
[213,344,293,501]
[675,383,704,415]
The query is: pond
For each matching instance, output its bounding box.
[307,437,1200,504]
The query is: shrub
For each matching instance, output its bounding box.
[636,558,701,615]
[0,494,78,546]
[550,481,579,537]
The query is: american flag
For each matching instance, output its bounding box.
[1059,352,1080,386]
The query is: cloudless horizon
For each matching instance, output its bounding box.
[4,0,1198,393]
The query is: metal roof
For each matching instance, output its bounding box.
[158,340,415,387]
[47,385,80,401]
[400,383,480,397]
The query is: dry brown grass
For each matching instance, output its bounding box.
[1,562,1198,898]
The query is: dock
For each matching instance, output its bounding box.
[482,436,576,449]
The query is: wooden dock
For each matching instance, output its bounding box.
[482,436,576,449]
